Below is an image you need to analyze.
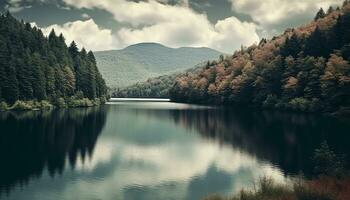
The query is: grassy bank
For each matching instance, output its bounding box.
[205,141,350,200]
[0,96,107,112]
[204,176,350,200]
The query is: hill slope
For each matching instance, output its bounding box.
[170,2,350,114]
[94,43,222,88]
[112,64,206,98]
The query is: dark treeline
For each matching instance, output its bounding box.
[0,12,108,108]
[170,2,350,114]
[113,74,175,98]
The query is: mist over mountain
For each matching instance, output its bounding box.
[94,43,222,88]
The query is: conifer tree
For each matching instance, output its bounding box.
[314,8,326,21]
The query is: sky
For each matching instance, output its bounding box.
[0,0,345,53]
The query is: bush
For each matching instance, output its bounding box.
[289,98,311,112]
[56,97,67,108]
[0,102,8,111]
[67,97,94,107]
[39,100,53,110]
[263,95,278,108]
[81,98,94,107]
[100,96,107,104]
[11,101,33,111]
[93,98,101,106]
[312,141,346,178]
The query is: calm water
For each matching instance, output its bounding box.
[0,102,350,200]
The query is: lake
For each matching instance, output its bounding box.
[0,102,350,200]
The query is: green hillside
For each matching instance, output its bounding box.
[112,64,205,98]
[94,43,222,88]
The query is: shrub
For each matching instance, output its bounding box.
[263,95,279,108]
[67,97,94,107]
[0,102,8,111]
[289,98,311,112]
[39,100,53,110]
[11,101,33,111]
[312,141,346,178]
[93,98,101,106]
[56,97,67,108]
[81,98,93,107]
[100,96,107,104]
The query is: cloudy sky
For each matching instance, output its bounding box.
[0,0,344,53]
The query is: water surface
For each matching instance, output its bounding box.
[0,102,349,200]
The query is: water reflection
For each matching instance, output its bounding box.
[0,107,108,196]
[125,105,350,176]
[1,103,349,200]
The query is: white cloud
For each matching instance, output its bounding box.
[229,0,343,26]
[5,0,32,13]
[35,19,119,51]
[117,16,259,53]
[59,0,259,53]
[81,13,90,19]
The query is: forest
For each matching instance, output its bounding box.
[112,64,205,98]
[170,1,350,115]
[0,12,108,111]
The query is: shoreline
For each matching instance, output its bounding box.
[0,97,108,112]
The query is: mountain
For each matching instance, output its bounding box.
[94,43,222,88]
[0,12,108,109]
[170,2,350,114]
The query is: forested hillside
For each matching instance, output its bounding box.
[170,1,350,114]
[112,64,204,98]
[0,12,108,110]
[95,43,222,88]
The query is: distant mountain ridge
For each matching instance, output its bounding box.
[94,43,222,88]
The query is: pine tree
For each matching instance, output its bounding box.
[87,51,97,99]
[281,33,301,57]
[314,8,326,21]
[31,53,47,100]
[16,53,33,100]
[3,58,19,103]
[45,65,56,98]
[0,39,7,101]
[327,6,334,14]
[48,29,57,47]
[305,27,327,57]
[0,13,107,105]
[68,41,79,59]
[62,65,76,96]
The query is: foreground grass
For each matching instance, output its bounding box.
[204,176,350,200]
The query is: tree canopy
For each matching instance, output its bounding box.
[170,1,350,114]
[0,12,108,106]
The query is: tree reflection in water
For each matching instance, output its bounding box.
[0,107,108,195]
[136,107,350,177]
